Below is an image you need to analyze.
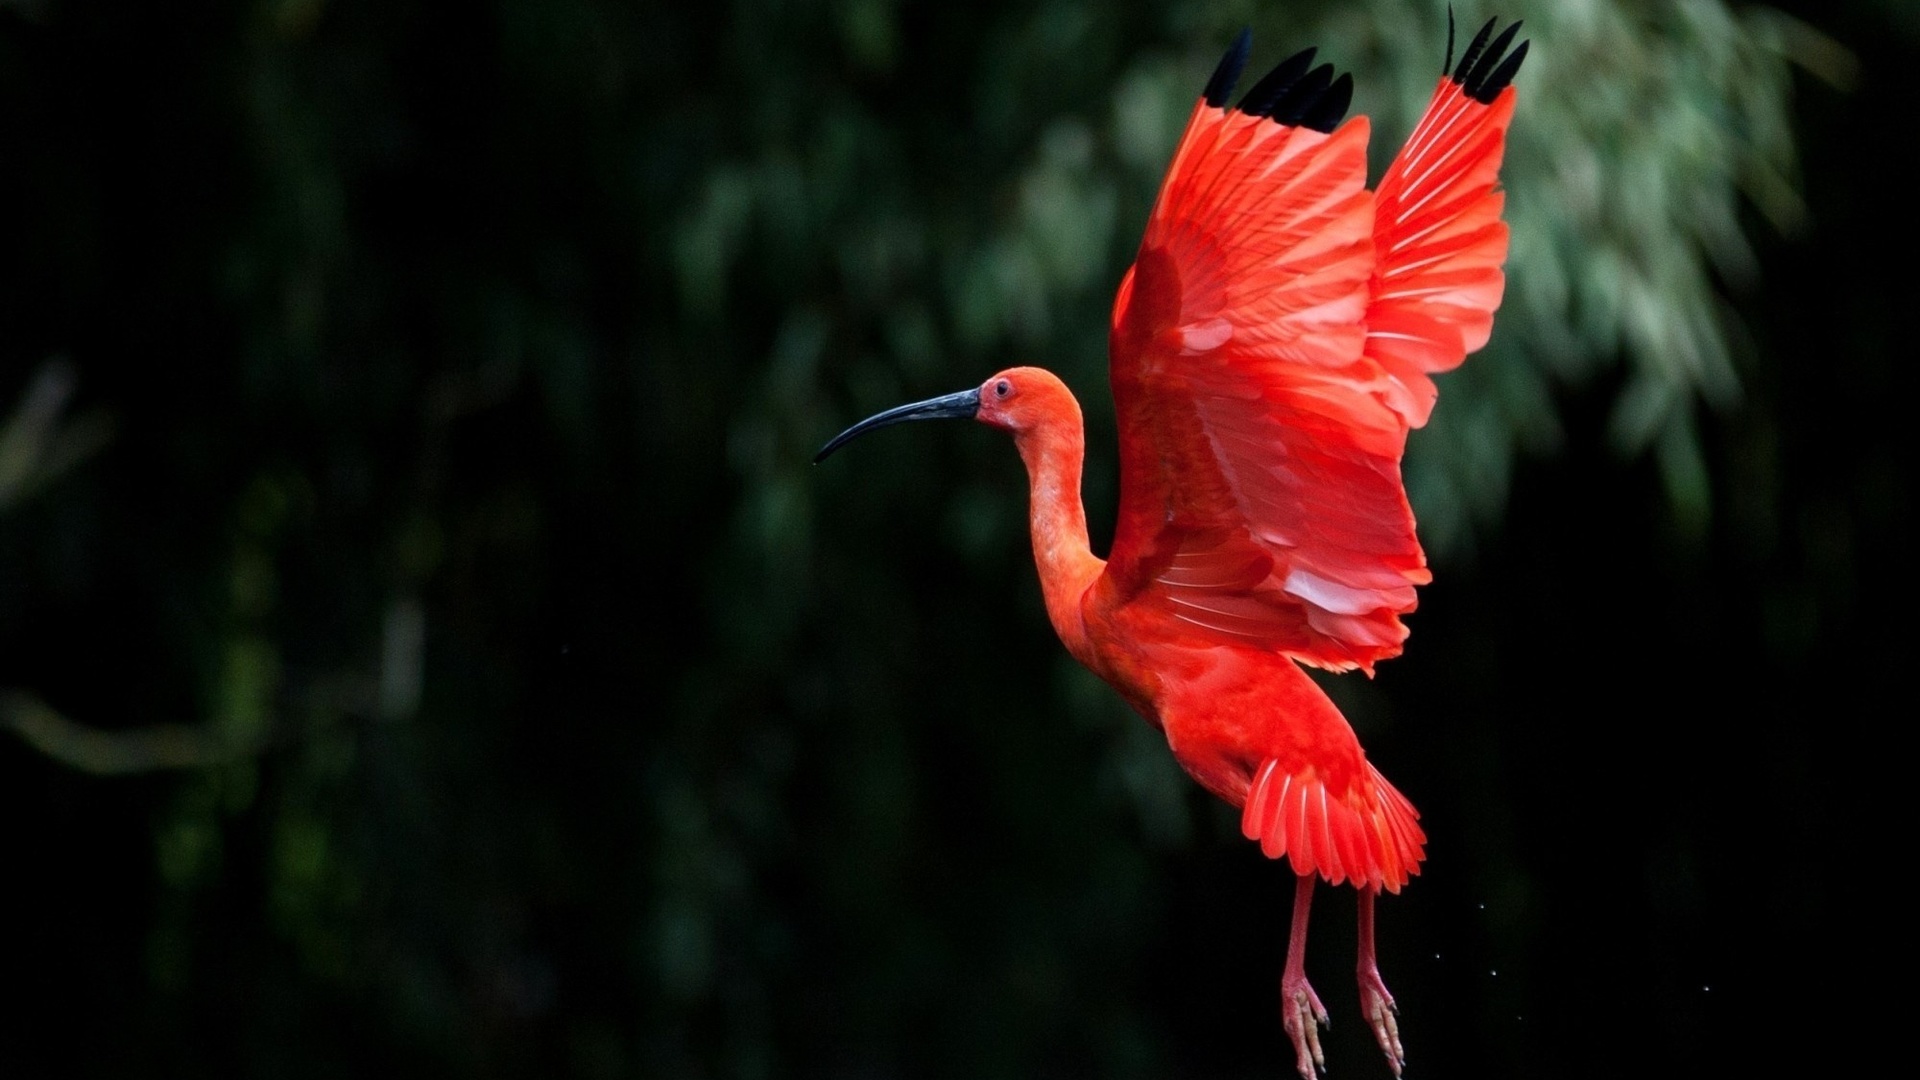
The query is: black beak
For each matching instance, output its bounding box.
[813,388,982,463]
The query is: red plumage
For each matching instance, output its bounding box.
[817,17,1528,1078]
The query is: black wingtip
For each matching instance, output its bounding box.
[1236,46,1315,116]
[1452,16,1496,86]
[1205,27,1253,107]
[1444,6,1457,76]
[1451,16,1527,104]
[1227,44,1353,132]
[1300,72,1353,134]
[1479,38,1528,99]
[1270,64,1335,128]
[1274,62,1336,127]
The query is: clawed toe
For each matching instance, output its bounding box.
[1358,965,1405,1075]
[1282,977,1330,1078]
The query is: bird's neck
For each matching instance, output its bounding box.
[1013,411,1105,669]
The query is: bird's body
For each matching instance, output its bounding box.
[991,370,1422,883]
[818,15,1527,1077]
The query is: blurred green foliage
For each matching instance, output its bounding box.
[2,0,1910,1078]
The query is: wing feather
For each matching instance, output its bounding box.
[1366,78,1520,426]
[1101,34,1520,673]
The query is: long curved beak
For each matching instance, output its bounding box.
[813,388,981,463]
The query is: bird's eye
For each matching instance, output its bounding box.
[995,380,1012,398]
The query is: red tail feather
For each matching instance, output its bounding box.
[1241,758,1427,892]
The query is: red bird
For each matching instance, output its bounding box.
[819,15,1526,1078]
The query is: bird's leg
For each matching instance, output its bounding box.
[1356,886,1405,1076]
[1281,872,1329,1079]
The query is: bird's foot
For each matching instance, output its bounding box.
[1281,972,1330,1078]
[1358,962,1404,1076]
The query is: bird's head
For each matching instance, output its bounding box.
[813,366,1077,462]
[974,367,1078,436]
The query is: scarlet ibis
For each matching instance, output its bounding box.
[818,15,1527,1078]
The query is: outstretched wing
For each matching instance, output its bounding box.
[1366,17,1528,425]
[1102,24,1524,673]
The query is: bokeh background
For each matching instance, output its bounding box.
[3,0,1910,1077]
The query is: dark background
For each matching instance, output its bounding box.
[2,1,1909,1077]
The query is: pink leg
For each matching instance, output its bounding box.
[1281,873,1329,1079]
[1356,886,1405,1075]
